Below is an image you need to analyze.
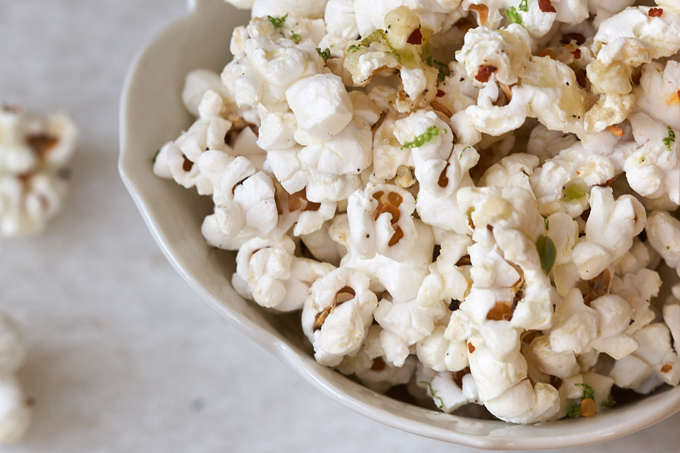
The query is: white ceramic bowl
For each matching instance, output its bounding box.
[119,0,680,448]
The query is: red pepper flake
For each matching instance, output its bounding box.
[475,65,497,83]
[576,68,587,89]
[436,90,445,97]
[561,33,585,45]
[661,364,673,373]
[467,342,475,353]
[538,0,557,13]
[596,176,617,188]
[571,48,581,59]
[407,28,423,45]
[648,8,663,17]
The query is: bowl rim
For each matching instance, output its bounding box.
[118,0,680,449]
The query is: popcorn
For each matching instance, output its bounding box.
[335,184,435,301]
[529,130,632,218]
[635,61,680,131]
[466,56,588,137]
[154,141,213,195]
[300,222,345,266]
[645,210,680,276]
[611,268,660,333]
[571,187,646,279]
[287,73,353,142]
[337,325,416,392]
[417,325,470,372]
[0,106,76,237]
[247,0,329,19]
[415,362,478,413]
[162,0,680,423]
[610,323,680,392]
[456,25,532,86]
[181,69,224,117]
[223,37,322,109]
[233,235,334,311]
[343,7,441,112]
[587,4,680,96]
[301,267,378,366]
[233,15,326,52]
[324,0,359,39]
[355,0,464,37]
[467,336,560,423]
[527,124,577,165]
[393,110,480,233]
[374,294,448,366]
[550,289,598,354]
[371,111,413,183]
[417,232,472,314]
[625,113,679,204]
[587,0,636,27]
[528,334,580,379]
[0,315,31,444]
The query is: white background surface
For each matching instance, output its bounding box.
[0,1,678,452]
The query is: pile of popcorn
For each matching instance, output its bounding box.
[154,0,680,423]
[0,105,76,237]
[0,314,31,443]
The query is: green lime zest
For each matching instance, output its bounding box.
[575,383,595,400]
[568,383,599,418]
[357,29,417,67]
[663,126,676,151]
[419,381,445,410]
[519,0,529,12]
[290,31,302,44]
[568,404,582,419]
[505,7,523,25]
[268,14,288,29]
[425,56,450,83]
[316,47,332,61]
[400,126,446,150]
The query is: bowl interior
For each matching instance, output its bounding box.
[119,0,680,449]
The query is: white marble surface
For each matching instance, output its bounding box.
[0,1,678,452]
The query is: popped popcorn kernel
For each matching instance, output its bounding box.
[150,0,680,423]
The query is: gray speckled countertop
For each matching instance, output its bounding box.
[0,1,678,452]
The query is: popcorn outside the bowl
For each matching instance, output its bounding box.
[0,314,31,444]
[0,106,76,237]
[155,0,680,423]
